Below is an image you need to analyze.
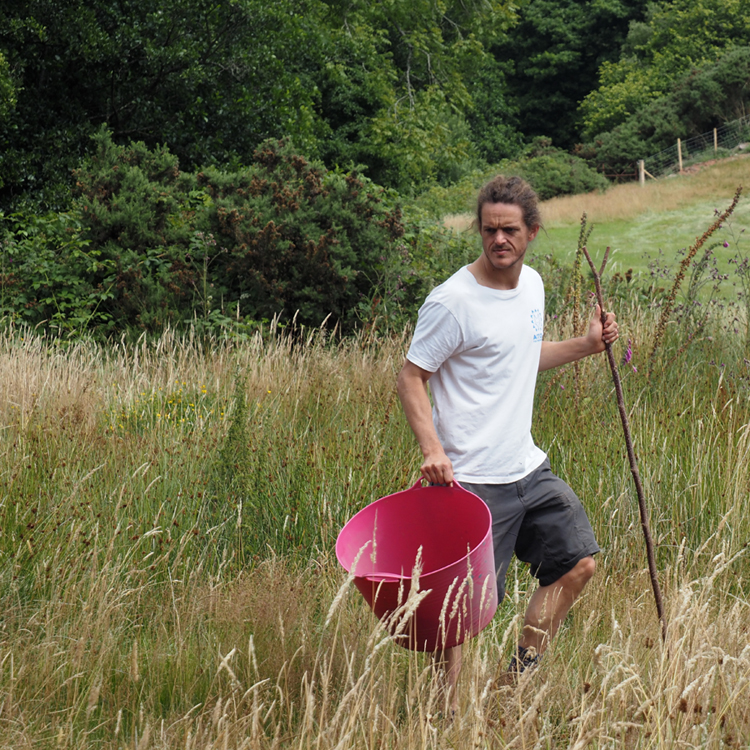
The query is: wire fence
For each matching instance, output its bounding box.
[642,114,750,178]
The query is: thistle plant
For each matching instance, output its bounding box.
[648,186,742,370]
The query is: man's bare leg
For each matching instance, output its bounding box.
[434,644,462,712]
[519,555,596,656]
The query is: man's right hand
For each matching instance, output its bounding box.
[420,449,454,487]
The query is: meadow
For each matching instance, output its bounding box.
[2,170,750,748]
[446,155,750,284]
[2,296,750,748]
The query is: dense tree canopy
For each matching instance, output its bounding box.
[498,0,649,148]
[0,51,15,121]
[0,0,522,208]
[0,0,328,208]
[580,0,750,137]
[0,0,747,212]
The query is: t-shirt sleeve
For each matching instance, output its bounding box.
[406,300,463,373]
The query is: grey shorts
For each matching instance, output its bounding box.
[461,459,599,600]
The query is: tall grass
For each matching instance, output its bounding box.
[1,304,749,748]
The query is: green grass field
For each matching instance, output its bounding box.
[2,166,750,748]
[534,198,750,282]
[534,156,750,284]
[445,155,750,286]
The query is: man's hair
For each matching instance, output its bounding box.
[476,175,542,231]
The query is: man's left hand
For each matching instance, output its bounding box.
[586,304,618,354]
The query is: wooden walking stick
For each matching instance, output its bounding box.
[582,246,668,642]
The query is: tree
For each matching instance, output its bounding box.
[0,0,328,209]
[66,131,406,333]
[1,0,526,207]
[497,0,649,148]
[579,46,750,174]
[0,52,15,121]
[317,0,520,190]
[580,0,750,137]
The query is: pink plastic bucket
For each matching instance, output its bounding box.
[335,480,498,652]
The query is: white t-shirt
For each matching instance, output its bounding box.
[406,265,547,483]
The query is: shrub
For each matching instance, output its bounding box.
[196,139,405,332]
[580,47,750,175]
[408,141,609,221]
[69,131,406,334]
[72,128,201,332]
[0,209,115,334]
[513,138,609,201]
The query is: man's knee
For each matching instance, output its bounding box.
[569,555,596,587]
[551,555,596,593]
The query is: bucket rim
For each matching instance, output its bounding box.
[335,479,492,581]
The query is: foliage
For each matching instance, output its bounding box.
[578,47,750,174]
[580,0,750,137]
[0,0,524,208]
[3,0,750,210]
[70,130,205,333]
[365,86,478,191]
[68,131,406,334]
[512,138,609,201]
[199,140,406,331]
[464,55,525,164]
[498,0,649,149]
[311,0,522,192]
[0,51,16,122]
[0,210,115,333]
[0,0,328,209]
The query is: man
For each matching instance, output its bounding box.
[396,175,618,705]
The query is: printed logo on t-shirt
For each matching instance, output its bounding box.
[530,308,543,342]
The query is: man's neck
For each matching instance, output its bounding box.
[468,257,523,290]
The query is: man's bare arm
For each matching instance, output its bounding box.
[396,360,454,485]
[539,305,618,372]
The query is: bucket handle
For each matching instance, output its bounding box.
[363,571,404,582]
[411,477,463,490]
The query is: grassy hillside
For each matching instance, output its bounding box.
[535,156,750,279]
[446,155,750,283]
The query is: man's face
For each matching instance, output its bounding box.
[479,202,539,274]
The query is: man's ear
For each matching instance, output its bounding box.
[528,225,540,242]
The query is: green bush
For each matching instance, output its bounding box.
[195,140,405,331]
[513,138,609,200]
[22,130,406,336]
[72,129,200,332]
[580,47,750,175]
[0,210,115,333]
[408,140,608,220]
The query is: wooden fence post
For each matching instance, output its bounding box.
[714,128,718,153]
[677,138,683,173]
[638,159,645,186]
